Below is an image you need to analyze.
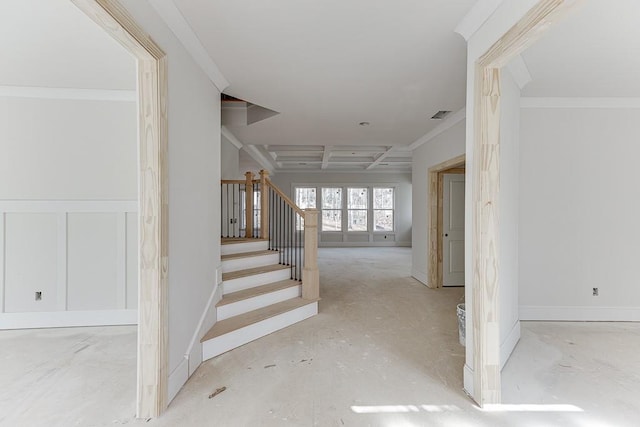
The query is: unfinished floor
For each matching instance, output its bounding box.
[1,247,639,426]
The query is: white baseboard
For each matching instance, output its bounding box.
[520,306,640,322]
[411,269,428,286]
[168,357,189,403]
[166,274,224,404]
[318,241,411,248]
[0,309,136,330]
[500,321,520,370]
[463,364,474,399]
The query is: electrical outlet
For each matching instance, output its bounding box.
[35,291,42,301]
[592,287,599,296]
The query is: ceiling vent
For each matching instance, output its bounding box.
[431,110,451,120]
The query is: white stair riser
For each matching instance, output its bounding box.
[202,302,318,361]
[222,253,280,273]
[223,269,291,294]
[217,285,301,320]
[221,241,269,255]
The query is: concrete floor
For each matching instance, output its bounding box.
[1,247,639,426]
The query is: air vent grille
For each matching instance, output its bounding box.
[431,110,451,120]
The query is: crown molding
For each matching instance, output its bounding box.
[148,0,229,92]
[521,97,640,109]
[408,108,466,151]
[0,85,136,101]
[455,0,505,41]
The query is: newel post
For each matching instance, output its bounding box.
[259,170,269,240]
[245,171,254,238]
[302,209,319,300]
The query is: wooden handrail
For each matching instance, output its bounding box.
[265,178,306,217]
[220,179,245,184]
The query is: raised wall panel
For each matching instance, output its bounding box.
[373,234,396,242]
[346,234,370,243]
[4,213,58,313]
[126,212,138,309]
[67,213,118,311]
[320,233,343,243]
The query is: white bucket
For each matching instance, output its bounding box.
[456,303,466,347]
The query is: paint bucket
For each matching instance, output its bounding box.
[457,303,466,346]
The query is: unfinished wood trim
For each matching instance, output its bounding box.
[266,180,306,217]
[428,154,465,289]
[302,209,319,300]
[470,0,579,406]
[72,0,168,418]
[259,170,269,240]
[442,167,465,175]
[472,66,502,405]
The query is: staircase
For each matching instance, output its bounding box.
[201,172,319,361]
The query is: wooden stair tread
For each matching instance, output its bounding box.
[201,297,319,342]
[217,279,301,307]
[221,238,268,245]
[221,250,276,261]
[222,264,289,281]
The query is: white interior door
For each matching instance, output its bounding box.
[443,173,465,286]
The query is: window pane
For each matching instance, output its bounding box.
[322,188,342,209]
[295,187,316,209]
[374,210,393,231]
[348,188,368,209]
[348,210,367,231]
[373,188,393,209]
[322,210,341,231]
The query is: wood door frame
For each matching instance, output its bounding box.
[428,155,465,289]
[470,0,580,406]
[71,0,168,418]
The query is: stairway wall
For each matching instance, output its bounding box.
[120,0,223,403]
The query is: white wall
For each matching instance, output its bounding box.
[519,106,640,321]
[271,172,412,246]
[498,70,521,368]
[120,0,222,402]
[0,98,137,199]
[221,134,242,180]
[0,95,138,327]
[410,120,466,285]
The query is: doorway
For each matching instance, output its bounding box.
[428,154,465,289]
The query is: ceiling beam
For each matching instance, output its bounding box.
[221,125,243,149]
[321,146,332,169]
[454,0,506,41]
[148,0,229,91]
[408,107,466,151]
[366,147,395,170]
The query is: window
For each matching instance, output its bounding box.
[295,187,316,209]
[321,187,342,231]
[347,187,368,231]
[373,187,394,231]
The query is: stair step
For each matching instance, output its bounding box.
[202,297,319,343]
[221,239,269,255]
[221,238,268,245]
[222,264,289,281]
[218,279,301,307]
[221,250,276,261]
